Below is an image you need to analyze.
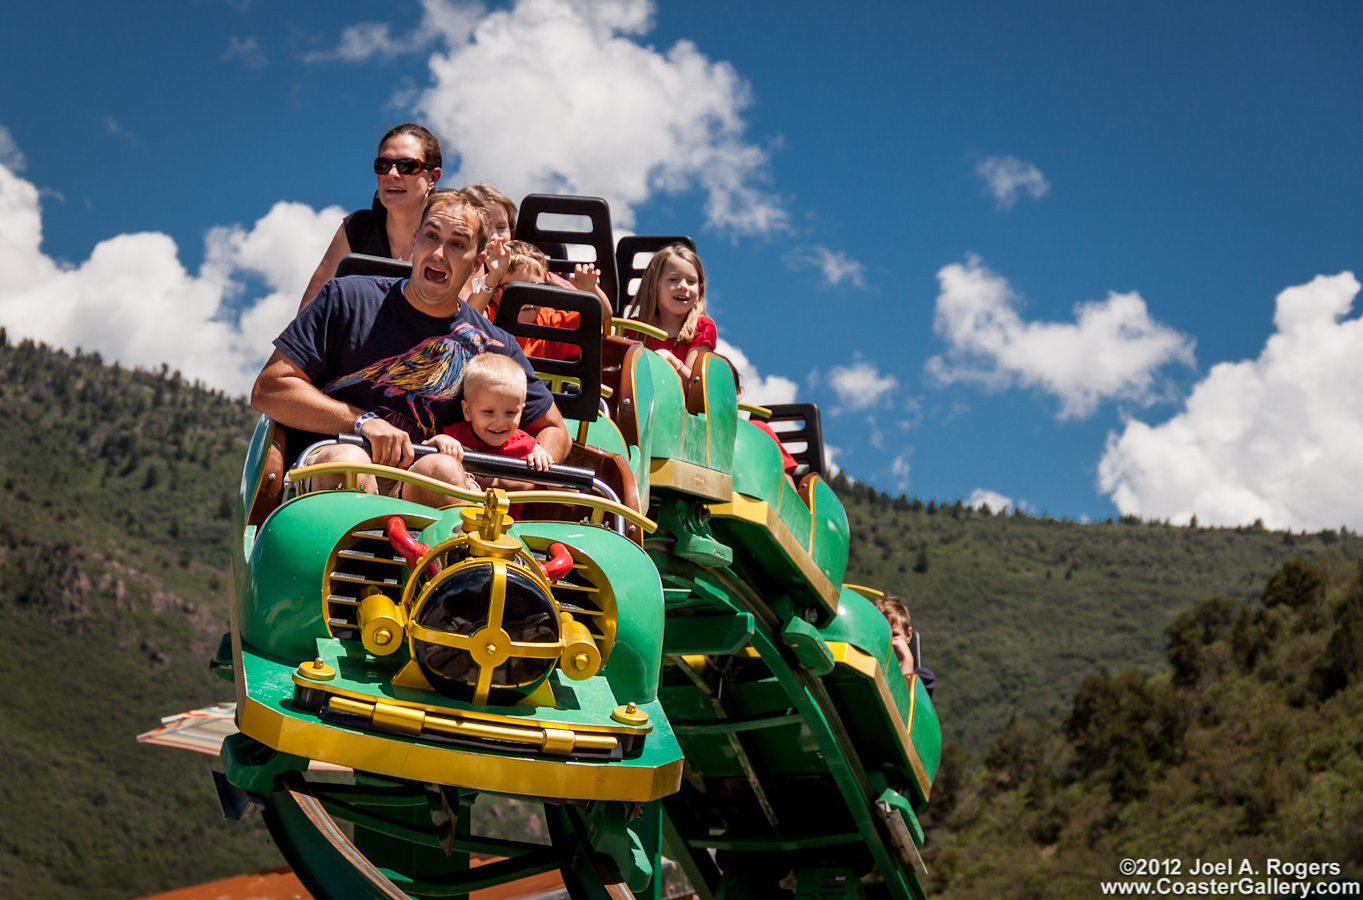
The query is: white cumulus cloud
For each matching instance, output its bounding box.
[1098,271,1363,531]
[826,358,899,411]
[0,153,340,395]
[975,155,1049,210]
[926,255,1196,419]
[0,126,26,172]
[715,337,798,407]
[403,0,785,233]
[967,488,1013,513]
[784,245,865,287]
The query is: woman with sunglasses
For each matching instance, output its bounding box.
[299,123,443,309]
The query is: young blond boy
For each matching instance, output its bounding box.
[432,353,554,483]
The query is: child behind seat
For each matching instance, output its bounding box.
[633,243,716,382]
[491,241,610,362]
[872,594,936,698]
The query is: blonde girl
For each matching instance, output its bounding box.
[633,243,716,382]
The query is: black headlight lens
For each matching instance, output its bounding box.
[412,562,559,705]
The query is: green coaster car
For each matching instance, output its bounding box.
[214,204,942,900]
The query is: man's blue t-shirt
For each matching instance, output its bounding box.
[273,275,553,457]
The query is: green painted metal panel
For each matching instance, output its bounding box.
[700,357,737,473]
[661,613,754,656]
[513,521,665,703]
[909,684,942,785]
[680,413,708,466]
[643,351,684,459]
[237,643,683,779]
[707,517,829,615]
[627,351,656,504]
[575,416,630,460]
[731,418,786,507]
[820,589,892,662]
[777,483,813,551]
[241,491,439,661]
[782,616,835,675]
[808,478,850,586]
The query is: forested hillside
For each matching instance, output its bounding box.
[920,555,1363,898]
[831,481,1363,749]
[0,332,280,899]
[0,331,1357,897]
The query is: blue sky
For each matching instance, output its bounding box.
[1,0,1360,529]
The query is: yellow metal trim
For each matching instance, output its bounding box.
[610,317,669,340]
[240,695,681,801]
[738,402,773,420]
[649,458,733,502]
[825,641,931,800]
[290,461,484,502]
[842,583,886,601]
[501,490,656,534]
[289,674,648,736]
[323,696,617,754]
[290,463,657,534]
[708,494,840,613]
[473,561,508,705]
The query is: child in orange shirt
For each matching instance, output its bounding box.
[488,241,610,362]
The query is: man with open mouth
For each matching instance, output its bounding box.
[251,189,571,504]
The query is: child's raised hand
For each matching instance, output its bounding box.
[429,434,464,463]
[481,236,511,288]
[654,347,682,370]
[571,263,600,293]
[526,443,554,471]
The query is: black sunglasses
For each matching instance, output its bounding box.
[373,157,432,176]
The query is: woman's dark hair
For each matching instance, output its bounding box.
[378,123,442,171]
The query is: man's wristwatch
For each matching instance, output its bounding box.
[354,411,378,435]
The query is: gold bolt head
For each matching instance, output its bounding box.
[485,643,497,655]
[297,659,336,681]
[374,628,392,646]
[626,702,637,713]
[572,653,589,671]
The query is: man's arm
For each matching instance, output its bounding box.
[251,348,414,468]
[522,400,572,463]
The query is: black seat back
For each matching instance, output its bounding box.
[614,235,696,316]
[493,281,602,423]
[335,253,412,280]
[513,195,618,311]
[763,403,827,480]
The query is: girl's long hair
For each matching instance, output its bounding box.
[633,243,707,343]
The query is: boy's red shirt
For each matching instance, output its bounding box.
[441,421,540,459]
